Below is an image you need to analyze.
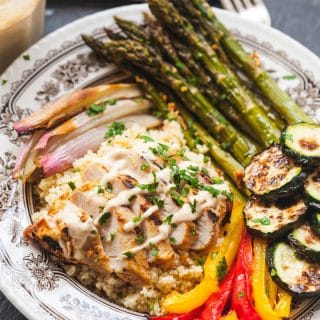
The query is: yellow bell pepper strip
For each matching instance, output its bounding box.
[252,238,283,320]
[266,267,277,308]
[275,289,292,318]
[162,193,245,314]
[221,310,238,320]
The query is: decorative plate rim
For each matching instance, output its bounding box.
[0,4,320,320]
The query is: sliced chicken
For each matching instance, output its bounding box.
[143,214,176,267]
[23,201,110,274]
[71,190,107,220]
[102,207,152,286]
[82,164,105,183]
[170,222,198,249]
[191,209,220,252]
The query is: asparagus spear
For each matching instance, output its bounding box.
[189,0,312,124]
[83,35,260,165]
[178,107,245,187]
[148,0,281,146]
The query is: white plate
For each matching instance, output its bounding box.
[0,4,320,320]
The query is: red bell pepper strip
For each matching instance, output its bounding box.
[199,263,236,320]
[151,306,203,320]
[231,231,261,320]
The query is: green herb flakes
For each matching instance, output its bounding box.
[136,233,146,244]
[237,290,246,298]
[108,98,118,106]
[104,121,125,138]
[1,79,7,85]
[252,217,271,225]
[68,181,76,191]
[169,237,177,244]
[149,243,159,257]
[98,212,111,225]
[123,251,134,259]
[97,185,105,194]
[140,135,154,143]
[86,102,106,116]
[282,74,296,80]
[23,54,30,61]
[163,214,174,225]
[170,190,184,207]
[140,162,150,171]
[216,256,228,283]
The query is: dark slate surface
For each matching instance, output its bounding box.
[1,0,319,319]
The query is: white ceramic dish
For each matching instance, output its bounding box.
[0,4,320,320]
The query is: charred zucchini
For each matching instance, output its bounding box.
[243,146,306,201]
[311,212,320,237]
[267,242,320,297]
[281,123,320,162]
[244,197,307,238]
[305,168,320,209]
[289,224,320,262]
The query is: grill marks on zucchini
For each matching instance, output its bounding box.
[289,224,320,262]
[243,146,306,201]
[305,168,320,209]
[267,242,320,297]
[244,197,307,238]
[281,123,320,161]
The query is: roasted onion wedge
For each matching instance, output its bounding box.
[14,83,142,133]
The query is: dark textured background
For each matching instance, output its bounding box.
[1,0,319,319]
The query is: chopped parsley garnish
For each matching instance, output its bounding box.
[190,199,197,213]
[136,233,146,244]
[169,237,177,244]
[68,181,76,191]
[204,155,210,163]
[86,102,106,116]
[187,165,199,172]
[202,185,221,197]
[104,121,125,138]
[212,177,224,184]
[140,162,150,171]
[282,74,296,80]
[132,215,142,223]
[149,143,169,160]
[270,268,277,276]
[175,61,186,69]
[140,135,154,143]
[1,79,7,85]
[150,243,159,257]
[147,195,164,209]
[237,290,246,298]
[176,148,189,160]
[90,230,97,235]
[195,256,206,266]
[108,98,118,106]
[221,141,231,150]
[98,211,111,225]
[201,167,209,175]
[170,190,184,207]
[137,171,158,192]
[97,185,104,194]
[180,187,190,197]
[216,256,228,283]
[110,231,117,241]
[23,54,30,61]
[128,194,137,202]
[252,217,271,225]
[191,227,197,236]
[286,133,294,142]
[106,182,113,193]
[123,251,134,259]
[163,214,174,225]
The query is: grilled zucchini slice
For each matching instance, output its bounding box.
[267,242,320,297]
[281,123,320,162]
[305,168,320,209]
[244,197,307,238]
[289,224,320,262]
[311,212,320,237]
[243,145,306,201]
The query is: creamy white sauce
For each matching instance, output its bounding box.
[123,205,158,232]
[54,201,95,260]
